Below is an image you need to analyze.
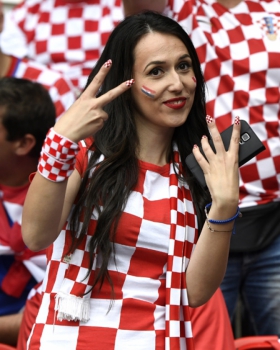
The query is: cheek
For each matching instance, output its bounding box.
[141,85,156,99]
[189,76,197,94]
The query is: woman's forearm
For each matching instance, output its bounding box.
[22,170,81,251]
[186,202,238,307]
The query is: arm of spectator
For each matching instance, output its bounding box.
[22,63,133,252]
[48,76,77,120]
[123,0,167,16]
[12,58,77,120]
[0,312,23,347]
[22,169,81,251]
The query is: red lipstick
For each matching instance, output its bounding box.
[163,97,187,109]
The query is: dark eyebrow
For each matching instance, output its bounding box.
[143,54,191,71]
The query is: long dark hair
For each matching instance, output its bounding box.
[69,11,211,294]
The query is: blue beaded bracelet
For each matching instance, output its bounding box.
[204,203,242,234]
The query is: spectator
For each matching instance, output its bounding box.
[0,77,56,346]
[22,11,240,349]
[0,3,76,120]
[0,0,124,93]
[124,0,280,338]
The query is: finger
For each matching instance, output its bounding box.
[97,79,135,108]
[82,59,113,98]
[227,116,241,155]
[204,115,224,155]
[192,142,209,170]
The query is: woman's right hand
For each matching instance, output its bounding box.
[53,59,134,143]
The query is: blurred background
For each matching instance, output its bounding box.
[3,0,21,13]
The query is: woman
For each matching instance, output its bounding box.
[22,11,240,349]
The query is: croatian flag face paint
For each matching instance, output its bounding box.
[192,77,197,84]
[141,85,156,98]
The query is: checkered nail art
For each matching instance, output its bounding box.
[206,115,214,123]
[103,59,112,68]
[234,116,240,125]
[126,79,135,87]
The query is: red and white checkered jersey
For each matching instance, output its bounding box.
[6,56,76,120]
[27,142,197,349]
[165,0,280,208]
[1,0,124,92]
[0,184,47,300]
[20,287,235,350]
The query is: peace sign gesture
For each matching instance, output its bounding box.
[53,59,134,143]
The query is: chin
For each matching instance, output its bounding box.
[171,118,188,128]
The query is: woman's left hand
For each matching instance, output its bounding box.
[192,115,241,208]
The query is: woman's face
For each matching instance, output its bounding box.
[131,32,197,135]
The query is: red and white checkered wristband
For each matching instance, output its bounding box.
[38,127,80,182]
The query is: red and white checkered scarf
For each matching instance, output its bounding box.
[55,146,197,349]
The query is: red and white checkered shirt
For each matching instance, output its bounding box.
[1,0,124,92]
[27,141,198,349]
[6,56,76,119]
[0,184,47,303]
[165,0,280,208]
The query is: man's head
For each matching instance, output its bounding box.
[0,77,56,160]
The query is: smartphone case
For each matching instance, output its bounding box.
[185,120,266,189]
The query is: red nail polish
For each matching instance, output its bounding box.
[206,115,214,124]
[103,59,112,68]
[234,116,240,125]
[126,79,135,87]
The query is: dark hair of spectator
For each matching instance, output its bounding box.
[0,77,56,158]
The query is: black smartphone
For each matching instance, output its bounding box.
[185,120,266,189]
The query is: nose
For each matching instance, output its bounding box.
[168,70,184,92]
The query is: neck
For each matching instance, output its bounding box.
[137,127,173,166]
[0,157,38,187]
[0,51,12,77]
[216,0,243,9]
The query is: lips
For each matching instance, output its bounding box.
[163,97,187,110]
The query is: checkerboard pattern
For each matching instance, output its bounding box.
[166,0,280,208]
[38,128,80,182]
[1,0,124,92]
[0,185,46,313]
[11,57,76,119]
[27,143,197,349]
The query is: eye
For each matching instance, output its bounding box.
[178,61,191,71]
[148,67,163,76]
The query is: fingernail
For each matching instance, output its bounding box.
[202,135,207,139]
[234,116,240,125]
[193,144,198,149]
[103,59,112,68]
[206,115,214,124]
[126,79,135,87]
